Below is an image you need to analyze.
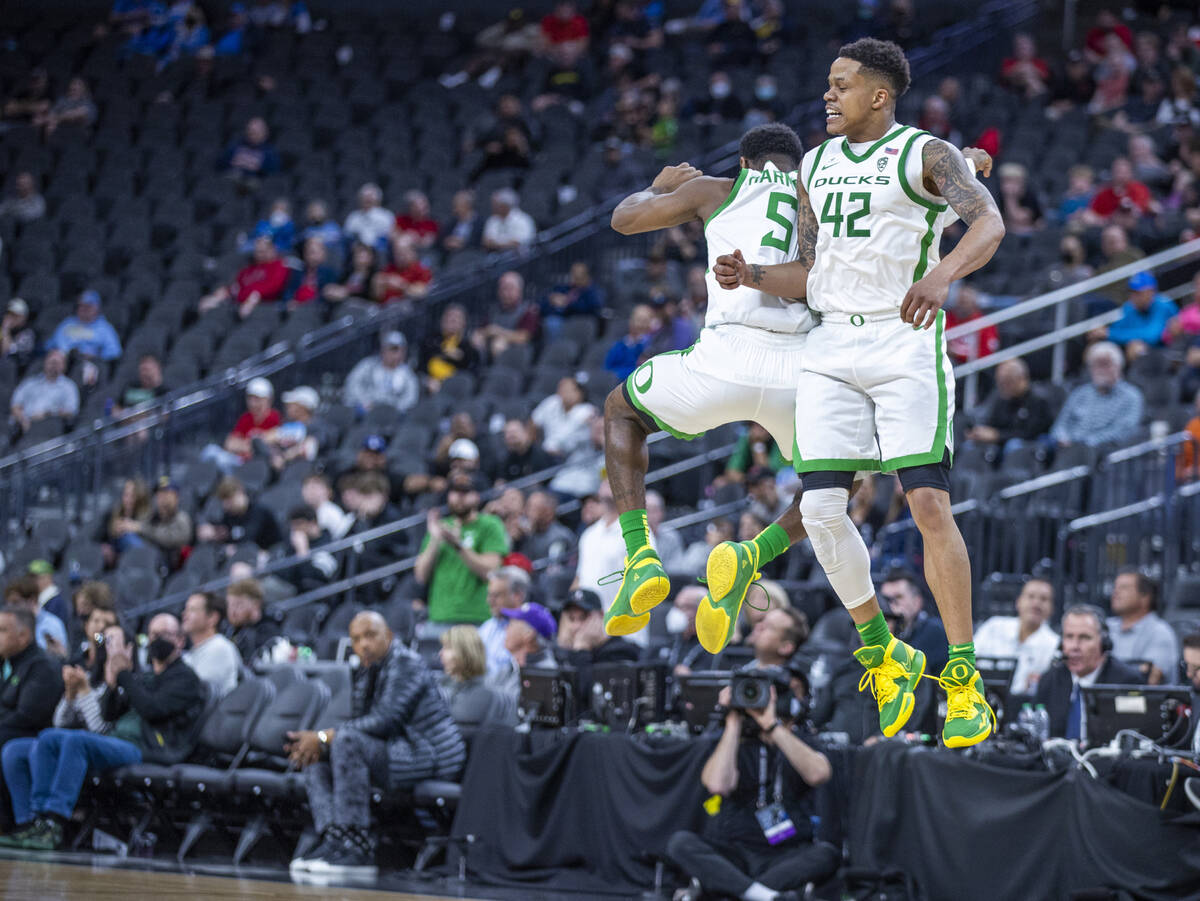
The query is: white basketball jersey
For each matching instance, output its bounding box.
[802,125,950,316]
[702,162,816,335]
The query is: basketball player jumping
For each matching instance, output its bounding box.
[712,38,1005,748]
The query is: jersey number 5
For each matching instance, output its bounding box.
[760,192,798,252]
[820,191,871,238]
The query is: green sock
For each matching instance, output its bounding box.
[751,523,790,564]
[618,509,650,557]
[856,611,892,649]
[948,642,976,668]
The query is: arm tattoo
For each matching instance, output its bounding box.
[749,264,764,286]
[797,186,818,270]
[923,139,1000,227]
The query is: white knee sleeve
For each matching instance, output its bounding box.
[799,487,875,610]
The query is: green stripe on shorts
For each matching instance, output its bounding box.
[880,310,949,471]
[625,357,704,441]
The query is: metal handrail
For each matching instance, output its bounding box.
[995,465,1091,501]
[1063,494,1165,533]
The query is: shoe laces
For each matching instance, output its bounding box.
[597,569,623,587]
[938,675,997,728]
[858,657,909,708]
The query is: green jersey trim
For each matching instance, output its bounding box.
[805,140,833,191]
[880,311,950,471]
[897,130,949,213]
[793,456,882,474]
[912,206,940,282]
[703,169,748,232]
[840,125,910,164]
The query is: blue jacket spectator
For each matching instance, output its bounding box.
[540,261,605,341]
[1051,342,1144,448]
[1107,271,1177,350]
[285,238,340,307]
[219,117,280,179]
[604,304,656,381]
[48,291,122,361]
[300,199,344,267]
[240,198,295,254]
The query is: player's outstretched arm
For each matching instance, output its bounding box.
[611,163,722,235]
[711,182,816,299]
[901,140,1005,329]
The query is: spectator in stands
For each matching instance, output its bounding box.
[481,188,536,253]
[342,331,418,414]
[218,116,280,183]
[415,471,509,627]
[196,475,283,551]
[0,173,45,223]
[539,261,604,340]
[0,605,62,761]
[112,353,168,414]
[466,94,536,170]
[47,290,122,372]
[119,477,191,569]
[539,0,589,61]
[2,68,50,123]
[287,611,465,877]
[1164,271,1200,347]
[181,592,240,699]
[486,487,527,548]
[285,505,338,592]
[555,587,639,667]
[341,474,406,593]
[575,479,626,613]
[300,199,343,262]
[440,189,484,257]
[604,303,656,380]
[97,476,151,563]
[1184,632,1200,697]
[532,376,595,458]
[240,198,295,254]
[1000,33,1050,98]
[1107,568,1179,685]
[1050,342,1144,449]
[722,422,787,485]
[9,349,79,435]
[518,489,577,566]
[372,234,432,305]
[678,517,735,579]
[302,473,353,540]
[974,578,1058,695]
[1088,157,1157,223]
[1055,166,1096,224]
[592,136,647,203]
[201,378,281,473]
[667,672,837,901]
[35,77,97,137]
[1101,272,1176,362]
[996,163,1044,236]
[225,578,281,664]
[1127,134,1170,191]
[26,560,68,627]
[67,582,114,665]
[1,299,36,370]
[471,271,541,360]
[965,358,1055,455]
[650,585,707,674]
[881,570,948,675]
[421,303,479,391]
[4,576,68,657]
[490,418,554,484]
[493,601,559,699]
[343,183,394,254]
[438,625,516,727]
[745,467,789,525]
[322,242,378,306]
[647,290,699,355]
[284,238,338,309]
[746,607,808,669]
[198,235,289,318]
[1157,64,1200,129]
[1036,604,1144,741]
[1094,224,1146,306]
[744,75,786,129]
[917,95,961,147]
[479,566,529,679]
[393,191,438,250]
[945,283,1001,363]
[0,617,202,850]
[688,71,744,126]
[260,385,322,472]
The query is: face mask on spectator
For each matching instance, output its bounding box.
[755,83,777,101]
[147,637,176,662]
[711,81,731,99]
[666,607,689,634]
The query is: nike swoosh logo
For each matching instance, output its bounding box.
[820,161,837,170]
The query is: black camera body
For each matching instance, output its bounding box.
[730,670,793,722]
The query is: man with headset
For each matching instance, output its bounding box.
[1035,605,1144,741]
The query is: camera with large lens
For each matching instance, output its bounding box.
[730,672,773,710]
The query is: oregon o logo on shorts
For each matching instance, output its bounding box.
[632,360,653,393]
[850,314,865,327]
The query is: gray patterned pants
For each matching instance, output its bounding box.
[304,728,391,832]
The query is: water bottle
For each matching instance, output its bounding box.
[1017,702,1033,735]
[1032,704,1050,743]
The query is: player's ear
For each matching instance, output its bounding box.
[872,87,889,110]
[738,156,748,170]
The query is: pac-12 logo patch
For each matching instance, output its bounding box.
[877,157,888,172]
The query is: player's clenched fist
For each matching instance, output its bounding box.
[713,249,747,290]
[650,162,703,194]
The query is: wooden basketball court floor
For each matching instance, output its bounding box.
[0,852,595,901]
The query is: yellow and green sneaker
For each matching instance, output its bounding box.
[939,658,995,749]
[602,546,670,637]
[695,540,761,654]
[853,637,926,738]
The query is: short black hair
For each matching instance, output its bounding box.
[191,591,226,623]
[1116,566,1158,610]
[739,123,804,170]
[1182,632,1200,652]
[882,568,924,598]
[838,37,912,99]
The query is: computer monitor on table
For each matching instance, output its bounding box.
[976,655,1018,727]
[1081,684,1191,748]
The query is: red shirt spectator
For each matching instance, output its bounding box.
[946,288,998,365]
[394,190,439,249]
[541,1,588,45]
[1085,11,1133,58]
[223,377,282,462]
[1088,157,1153,219]
[232,405,282,440]
[198,236,288,318]
[373,236,432,304]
